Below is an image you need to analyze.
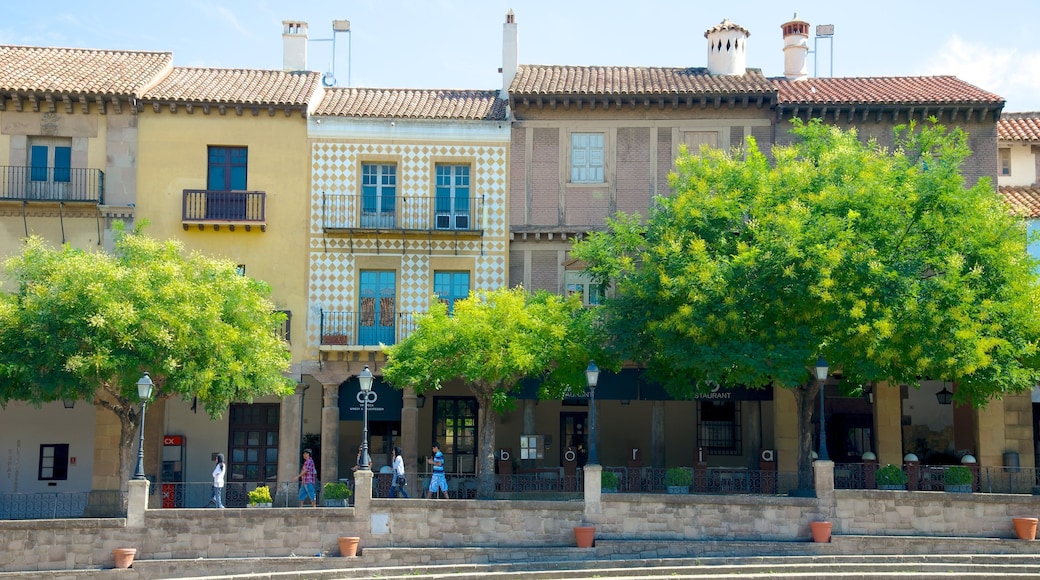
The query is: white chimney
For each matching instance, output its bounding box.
[782,16,810,80]
[704,19,749,76]
[282,20,308,71]
[501,10,518,99]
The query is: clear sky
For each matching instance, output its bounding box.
[4,1,1040,111]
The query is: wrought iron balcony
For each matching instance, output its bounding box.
[182,190,266,230]
[321,193,485,232]
[319,309,420,347]
[0,166,104,203]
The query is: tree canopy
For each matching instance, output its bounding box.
[0,223,296,486]
[383,286,603,498]
[573,119,1040,478]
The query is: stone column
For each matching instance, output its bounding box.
[812,459,836,520]
[353,468,373,515]
[774,386,799,474]
[874,381,903,466]
[126,478,149,528]
[321,382,341,488]
[401,387,419,478]
[583,463,602,517]
[278,383,305,498]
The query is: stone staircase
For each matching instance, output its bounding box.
[6,537,1040,579]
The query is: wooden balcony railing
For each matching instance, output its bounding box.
[0,166,104,203]
[182,190,266,230]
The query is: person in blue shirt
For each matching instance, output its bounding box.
[426,442,449,499]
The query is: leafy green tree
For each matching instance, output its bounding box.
[573,119,1040,485]
[383,286,603,499]
[0,224,295,488]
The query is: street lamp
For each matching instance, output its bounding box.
[133,372,154,480]
[358,366,373,471]
[585,361,600,465]
[814,357,829,461]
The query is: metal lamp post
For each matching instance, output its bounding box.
[133,372,154,480]
[358,366,373,471]
[814,357,829,461]
[585,361,600,465]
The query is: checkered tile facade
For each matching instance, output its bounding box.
[307,139,508,349]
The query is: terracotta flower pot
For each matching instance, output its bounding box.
[112,548,137,569]
[810,521,832,543]
[1013,517,1038,540]
[338,536,360,557]
[574,525,595,548]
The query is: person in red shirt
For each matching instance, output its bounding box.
[297,449,317,507]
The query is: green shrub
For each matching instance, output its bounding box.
[601,470,619,489]
[875,464,907,486]
[247,484,272,505]
[944,465,972,486]
[323,481,353,500]
[665,467,692,487]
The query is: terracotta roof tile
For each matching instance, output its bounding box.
[314,88,507,120]
[508,65,775,97]
[774,76,1004,106]
[141,67,321,106]
[0,45,172,96]
[998,112,1040,142]
[704,19,750,38]
[999,185,1040,218]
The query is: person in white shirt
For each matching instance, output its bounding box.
[389,446,409,498]
[209,453,225,508]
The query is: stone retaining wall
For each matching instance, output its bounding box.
[836,490,1040,538]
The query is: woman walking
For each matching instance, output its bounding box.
[209,453,225,508]
[389,446,409,498]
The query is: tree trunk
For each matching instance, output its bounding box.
[476,394,497,499]
[792,381,818,490]
[117,407,141,492]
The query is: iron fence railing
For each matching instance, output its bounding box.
[322,193,485,231]
[604,466,805,496]
[0,490,124,519]
[834,463,1040,495]
[0,166,104,203]
[320,310,424,347]
[182,189,266,223]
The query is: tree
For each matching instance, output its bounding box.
[382,287,601,499]
[573,119,1040,486]
[0,223,296,489]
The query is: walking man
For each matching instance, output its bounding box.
[427,442,449,499]
[297,448,317,507]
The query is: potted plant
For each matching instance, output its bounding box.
[943,465,973,493]
[247,484,273,507]
[875,464,907,490]
[601,470,619,493]
[323,481,353,506]
[665,467,692,494]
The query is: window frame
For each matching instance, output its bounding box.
[434,164,472,230]
[38,443,70,481]
[359,270,397,345]
[361,163,397,227]
[207,146,248,191]
[570,132,605,184]
[434,271,470,313]
[999,147,1012,176]
[564,270,604,306]
[696,401,742,456]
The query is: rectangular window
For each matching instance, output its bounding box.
[697,401,741,456]
[227,404,279,505]
[564,271,604,306]
[359,270,396,345]
[432,396,479,473]
[683,131,719,156]
[435,164,471,230]
[38,444,70,481]
[570,133,604,183]
[434,271,470,313]
[207,146,248,190]
[999,148,1011,176]
[361,163,397,227]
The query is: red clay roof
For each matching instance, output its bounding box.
[774,76,1004,106]
[141,67,321,106]
[508,65,776,96]
[314,88,507,120]
[999,185,1040,218]
[0,45,172,96]
[999,112,1040,142]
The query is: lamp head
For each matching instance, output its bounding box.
[358,365,374,393]
[136,372,154,401]
[814,357,829,382]
[585,361,599,388]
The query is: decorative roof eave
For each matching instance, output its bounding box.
[510,92,774,112]
[137,99,309,118]
[0,90,133,115]
[775,102,1005,124]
